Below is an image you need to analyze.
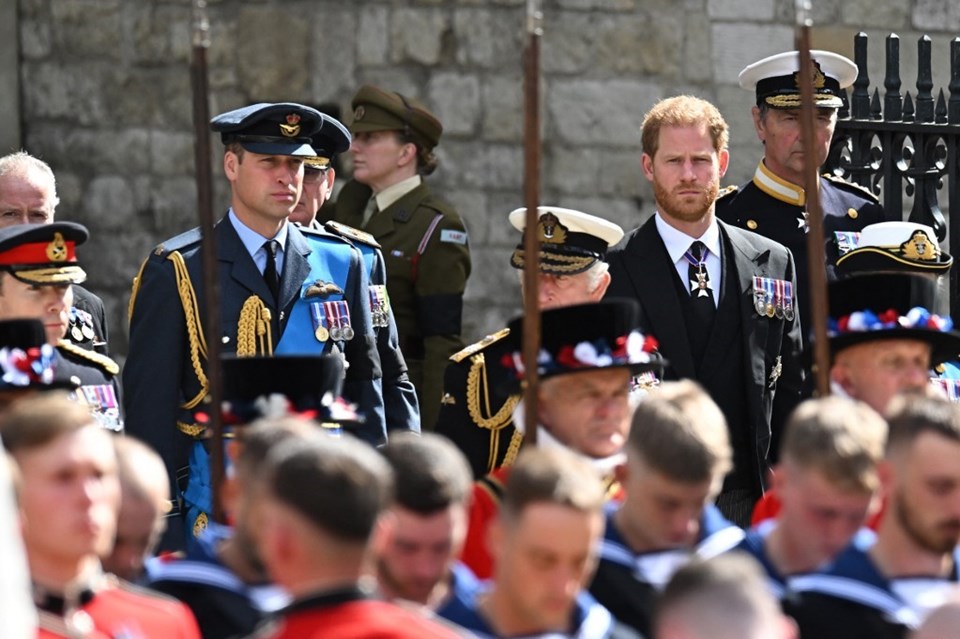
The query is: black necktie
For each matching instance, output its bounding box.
[262,239,280,302]
[686,240,716,322]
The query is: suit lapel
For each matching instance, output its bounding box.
[279,226,310,317]
[619,219,696,379]
[723,223,772,393]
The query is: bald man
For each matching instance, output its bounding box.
[101,436,170,582]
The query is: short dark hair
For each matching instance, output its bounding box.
[885,394,960,454]
[264,434,393,543]
[380,432,472,514]
[225,141,246,162]
[0,392,100,455]
[500,447,605,524]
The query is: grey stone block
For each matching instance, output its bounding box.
[428,73,481,136]
[548,79,661,147]
[235,7,309,99]
[391,8,449,65]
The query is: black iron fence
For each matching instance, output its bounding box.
[824,32,960,316]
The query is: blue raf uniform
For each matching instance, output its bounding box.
[318,221,419,434]
[123,103,390,550]
[588,503,744,638]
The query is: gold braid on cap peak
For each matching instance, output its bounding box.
[511,249,596,273]
[237,296,273,357]
[167,251,208,410]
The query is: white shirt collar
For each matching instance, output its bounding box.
[374,174,422,211]
[654,212,721,265]
[228,208,288,257]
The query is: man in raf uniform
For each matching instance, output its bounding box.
[124,102,393,549]
[329,84,471,430]
[436,206,623,477]
[292,122,420,434]
[716,50,885,354]
[606,95,805,526]
[787,395,960,638]
[0,151,110,355]
[0,223,120,429]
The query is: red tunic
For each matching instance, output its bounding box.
[258,589,462,639]
[36,580,201,639]
[460,467,510,580]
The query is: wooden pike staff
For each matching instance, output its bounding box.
[795,0,832,396]
[190,0,226,522]
[522,0,543,444]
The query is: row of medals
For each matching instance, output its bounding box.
[754,291,795,321]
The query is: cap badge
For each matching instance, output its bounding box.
[537,213,568,245]
[46,233,68,262]
[794,60,827,90]
[353,106,365,121]
[900,230,940,262]
[279,113,301,138]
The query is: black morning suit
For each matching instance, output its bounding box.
[606,217,804,501]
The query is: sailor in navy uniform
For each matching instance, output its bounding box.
[0,223,121,429]
[717,50,885,357]
[784,394,960,638]
[291,120,419,434]
[124,103,391,550]
[589,381,743,638]
[435,206,624,478]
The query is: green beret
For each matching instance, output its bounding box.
[350,84,443,150]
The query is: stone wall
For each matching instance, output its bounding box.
[11,0,960,356]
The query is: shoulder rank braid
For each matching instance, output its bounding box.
[57,340,120,376]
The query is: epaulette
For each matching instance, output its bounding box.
[324,220,381,249]
[450,328,511,363]
[716,184,739,200]
[151,227,202,257]
[57,340,120,376]
[822,173,881,203]
[296,223,352,247]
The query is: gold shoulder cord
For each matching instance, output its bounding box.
[502,430,524,467]
[466,352,521,472]
[57,341,120,375]
[167,252,208,409]
[127,257,150,321]
[236,295,273,357]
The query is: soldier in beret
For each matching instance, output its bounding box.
[435,206,623,477]
[0,151,110,355]
[0,222,121,429]
[124,103,398,551]
[716,50,885,358]
[329,85,471,431]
